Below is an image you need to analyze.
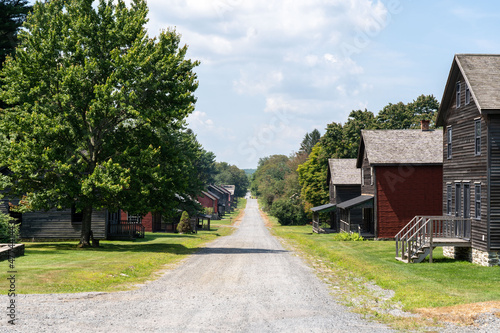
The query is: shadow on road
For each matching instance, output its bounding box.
[195,247,288,255]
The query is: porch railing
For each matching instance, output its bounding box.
[395,216,471,262]
[108,221,145,239]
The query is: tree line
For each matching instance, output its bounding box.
[0,0,248,245]
[251,94,439,225]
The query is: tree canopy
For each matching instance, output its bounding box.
[0,0,200,246]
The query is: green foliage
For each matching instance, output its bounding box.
[214,162,249,197]
[250,155,291,208]
[376,94,439,130]
[269,197,307,225]
[297,144,329,208]
[299,129,321,155]
[0,0,200,243]
[0,0,31,68]
[331,231,364,241]
[176,211,192,234]
[0,212,18,243]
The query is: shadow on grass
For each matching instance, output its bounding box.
[24,242,193,255]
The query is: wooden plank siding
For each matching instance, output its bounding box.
[361,150,375,196]
[442,74,488,251]
[19,209,107,239]
[488,116,500,250]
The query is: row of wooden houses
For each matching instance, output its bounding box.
[1,183,237,241]
[311,54,500,267]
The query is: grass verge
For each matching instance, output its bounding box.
[264,212,500,331]
[2,199,247,295]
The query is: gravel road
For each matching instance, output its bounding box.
[2,198,394,332]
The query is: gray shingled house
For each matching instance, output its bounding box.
[311,159,361,233]
[433,54,500,266]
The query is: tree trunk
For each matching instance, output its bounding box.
[78,205,93,248]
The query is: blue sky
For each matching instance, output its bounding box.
[29,1,500,169]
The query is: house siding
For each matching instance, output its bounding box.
[361,150,375,195]
[19,209,107,239]
[376,165,443,239]
[442,74,488,251]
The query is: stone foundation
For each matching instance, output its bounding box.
[443,246,500,267]
[472,248,500,267]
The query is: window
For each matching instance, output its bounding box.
[455,183,461,217]
[71,205,83,224]
[475,119,481,156]
[127,214,142,224]
[475,184,481,219]
[446,185,452,215]
[447,126,452,159]
[465,83,471,105]
[370,167,374,186]
[8,205,22,224]
[463,184,470,218]
[456,81,461,108]
[361,168,364,186]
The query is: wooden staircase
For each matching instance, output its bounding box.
[395,216,471,263]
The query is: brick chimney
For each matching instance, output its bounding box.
[420,119,430,131]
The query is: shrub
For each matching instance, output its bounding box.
[269,198,307,225]
[176,211,192,234]
[332,231,364,241]
[0,213,18,243]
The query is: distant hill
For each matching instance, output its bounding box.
[244,169,256,176]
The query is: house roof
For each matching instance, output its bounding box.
[337,195,374,210]
[356,129,443,167]
[310,203,336,213]
[201,191,218,201]
[436,54,500,126]
[328,159,360,185]
[220,185,235,195]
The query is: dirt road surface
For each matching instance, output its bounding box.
[2,199,394,332]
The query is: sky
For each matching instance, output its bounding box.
[29,1,500,169]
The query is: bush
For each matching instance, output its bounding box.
[0,213,18,243]
[269,198,307,225]
[332,231,364,241]
[176,211,192,234]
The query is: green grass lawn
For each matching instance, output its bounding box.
[269,221,500,311]
[2,199,247,295]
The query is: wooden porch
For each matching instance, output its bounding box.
[108,221,145,240]
[395,216,471,263]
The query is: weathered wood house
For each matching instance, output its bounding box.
[311,159,361,233]
[341,126,443,239]
[434,54,500,266]
[208,185,230,216]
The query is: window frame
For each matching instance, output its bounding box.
[446,184,452,216]
[456,81,461,108]
[455,183,461,217]
[475,119,481,156]
[475,184,481,220]
[447,126,452,159]
[463,183,470,219]
[71,205,83,225]
[465,83,471,105]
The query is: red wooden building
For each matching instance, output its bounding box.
[197,191,219,218]
[338,125,443,239]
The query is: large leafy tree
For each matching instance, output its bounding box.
[0,0,199,246]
